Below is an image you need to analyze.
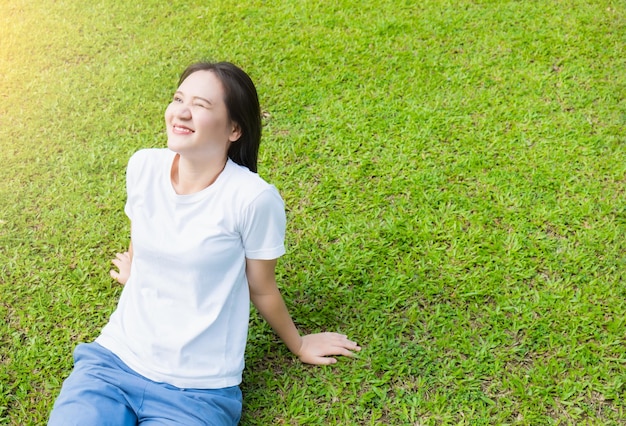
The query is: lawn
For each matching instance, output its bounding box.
[1,0,625,424]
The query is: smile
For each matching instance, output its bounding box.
[173,125,194,134]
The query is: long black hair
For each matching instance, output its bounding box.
[178,61,262,173]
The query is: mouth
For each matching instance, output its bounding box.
[172,124,194,134]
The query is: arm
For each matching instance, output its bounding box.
[246,258,361,365]
[110,240,133,285]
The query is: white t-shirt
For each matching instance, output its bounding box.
[96,148,286,389]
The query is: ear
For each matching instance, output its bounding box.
[229,122,242,142]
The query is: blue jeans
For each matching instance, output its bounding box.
[48,343,242,426]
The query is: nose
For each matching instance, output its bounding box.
[174,102,192,120]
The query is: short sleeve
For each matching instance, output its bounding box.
[240,186,286,260]
[123,151,144,222]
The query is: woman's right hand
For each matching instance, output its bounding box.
[110,251,132,285]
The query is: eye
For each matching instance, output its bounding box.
[194,102,209,109]
[173,95,183,103]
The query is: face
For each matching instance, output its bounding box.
[165,70,241,159]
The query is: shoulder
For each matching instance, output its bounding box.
[126,148,174,180]
[221,161,285,222]
[125,149,173,193]
[128,148,172,169]
[224,160,280,200]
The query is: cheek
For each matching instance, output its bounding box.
[164,104,174,122]
[195,115,222,133]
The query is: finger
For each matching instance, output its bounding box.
[113,252,127,262]
[322,344,357,357]
[333,336,360,351]
[316,336,361,353]
[326,332,348,339]
[336,347,359,358]
[313,356,337,365]
[110,270,119,280]
[348,342,361,351]
[328,333,358,346]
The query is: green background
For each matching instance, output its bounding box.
[1,0,625,424]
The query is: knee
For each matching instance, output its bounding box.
[48,396,137,426]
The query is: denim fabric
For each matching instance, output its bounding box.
[48,342,242,426]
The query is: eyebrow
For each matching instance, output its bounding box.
[174,91,213,104]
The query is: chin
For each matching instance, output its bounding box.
[167,137,188,153]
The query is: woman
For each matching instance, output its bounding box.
[48,61,360,425]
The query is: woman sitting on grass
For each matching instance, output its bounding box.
[48,61,361,426]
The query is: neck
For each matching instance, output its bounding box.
[171,153,227,195]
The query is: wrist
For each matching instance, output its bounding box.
[290,335,304,357]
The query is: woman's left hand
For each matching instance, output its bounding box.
[296,332,361,365]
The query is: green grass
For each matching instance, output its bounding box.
[1,0,625,424]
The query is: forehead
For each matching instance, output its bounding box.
[177,70,225,100]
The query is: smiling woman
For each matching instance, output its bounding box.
[174,62,263,174]
[46,62,361,426]
[4,0,625,423]
[165,70,242,194]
